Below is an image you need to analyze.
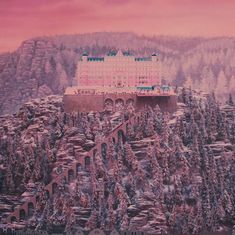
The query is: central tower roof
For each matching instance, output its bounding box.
[116,50,123,57]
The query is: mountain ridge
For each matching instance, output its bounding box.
[0,32,235,115]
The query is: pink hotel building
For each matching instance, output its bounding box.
[76,50,160,87]
[63,50,177,113]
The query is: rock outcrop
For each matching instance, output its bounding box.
[0,39,77,115]
[0,89,234,234]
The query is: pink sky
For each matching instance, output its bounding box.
[1,0,235,52]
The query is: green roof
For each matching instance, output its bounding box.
[137,86,154,90]
[135,57,151,61]
[107,51,117,56]
[87,57,104,61]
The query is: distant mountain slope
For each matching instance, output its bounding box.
[0,32,235,115]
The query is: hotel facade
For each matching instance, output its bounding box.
[64,50,177,113]
[76,50,160,87]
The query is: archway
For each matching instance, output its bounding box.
[115,99,124,111]
[7,228,13,234]
[68,169,75,182]
[93,149,97,159]
[118,129,126,144]
[104,98,114,111]
[76,163,82,174]
[85,156,90,171]
[52,182,58,194]
[19,209,26,221]
[28,202,34,217]
[11,216,17,223]
[126,98,134,106]
[45,190,50,199]
[62,176,67,184]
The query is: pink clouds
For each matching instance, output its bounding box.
[0,0,235,52]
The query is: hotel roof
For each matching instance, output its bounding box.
[87,57,104,61]
[81,50,158,61]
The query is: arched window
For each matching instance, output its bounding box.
[76,163,82,173]
[19,209,26,221]
[11,216,17,223]
[45,190,50,199]
[101,143,107,161]
[118,129,126,144]
[93,149,97,159]
[52,182,58,194]
[104,99,114,110]
[126,98,134,106]
[28,202,34,217]
[115,99,124,111]
[68,169,75,182]
[85,156,90,171]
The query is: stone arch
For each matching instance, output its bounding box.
[126,98,134,106]
[118,129,126,144]
[68,169,75,182]
[28,202,34,217]
[104,98,114,110]
[7,228,12,234]
[52,182,58,194]
[62,176,67,184]
[85,156,91,171]
[101,143,107,161]
[45,190,50,199]
[115,98,124,110]
[11,216,17,223]
[93,149,97,159]
[19,209,26,221]
[76,163,82,173]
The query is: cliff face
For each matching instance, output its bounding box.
[0,39,77,115]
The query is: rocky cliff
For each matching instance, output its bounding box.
[0,39,77,115]
[0,89,234,234]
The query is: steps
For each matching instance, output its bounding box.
[4,112,134,225]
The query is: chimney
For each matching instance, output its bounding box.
[82,52,88,61]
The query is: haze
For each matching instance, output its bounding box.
[1,0,235,52]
